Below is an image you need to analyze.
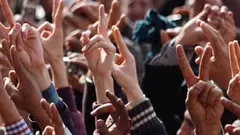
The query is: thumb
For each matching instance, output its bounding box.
[225,124,236,135]
[194,46,204,64]
[42,126,54,135]
[221,97,240,118]
[96,119,110,135]
[197,4,211,20]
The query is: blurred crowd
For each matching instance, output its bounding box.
[0,0,240,135]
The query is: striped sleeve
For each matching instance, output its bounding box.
[5,119,32,135]
[128,98,168,135]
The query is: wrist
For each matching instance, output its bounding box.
[49,56,64,66]
[174,32,187,45]
[195,122,222,135]
[50,58,69,88]
[93,74,114,104]
[31,65,51,91]
[33,111,51,130]
[0,100,21,125]
[124,86,144,103]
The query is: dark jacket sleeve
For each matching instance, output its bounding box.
[141,40,195,134]
[129,98,168,135]
[57,87,87,135]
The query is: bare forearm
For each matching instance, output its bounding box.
[31,65,51,91]
[93,74,114,104]
[0,100,21,125]
[124,86,144,103]
[51,58,69,88]
[195,122,222,135]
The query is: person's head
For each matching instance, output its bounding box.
[127,0,153,22]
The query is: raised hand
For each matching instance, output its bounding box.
[81,5,115,103]
[194,20,231,89]
[174,4,211,46]
[38,0,64,64]
[70,1,99,23]
[7,23,44,68]
[190,0,222,18]
[91,91,130,135]
[227,41,240,105]
[63,1,99,31]
[0,67,21,125]
[0,0,15,39]
[88,0,126,42]
[112,26,143,102]
[82,5,116,76]
[3,44,51,129]
[207,6,237,44]
[41,99,65,135]
[8,23,51,91]
[177,45,224,135]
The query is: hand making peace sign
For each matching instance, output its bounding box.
[177,44,224,135]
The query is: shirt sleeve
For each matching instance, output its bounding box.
[5,118,32,135]
[128,98,168,135]
[57,86,87,135]
[150,39,195,66]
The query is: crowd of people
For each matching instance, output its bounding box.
[1,0,240,135]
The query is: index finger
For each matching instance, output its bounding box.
[221,97,240,118]
[98,4,108,38]
[199,45,212,81]
[1,0,15,27]
[112,26,130,59]
[108,0,119,29]
[54,0,64,30]
[229,41,239,77]
[106,90,119,107]
[176,45,197,87]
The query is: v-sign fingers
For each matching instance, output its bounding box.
[1,0,15,27]
[199,45,212,81]
[233,41,240,70]
[229,41,239,77]
[176,45,197,87]
[54,0,64,31]
[108,0,119,29]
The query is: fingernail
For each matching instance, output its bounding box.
[82,45,87,52]
[197,81,205,90]
[97,120,104,128]
[90,111,95,116]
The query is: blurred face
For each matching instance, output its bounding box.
[127,0,152,22]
